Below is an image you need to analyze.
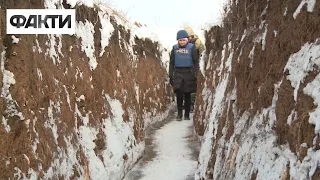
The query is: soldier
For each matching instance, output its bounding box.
[185,27,205,55]
[184,27,205,112]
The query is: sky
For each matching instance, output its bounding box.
[107,0,227,46]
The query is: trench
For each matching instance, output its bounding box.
[123,109,200,180]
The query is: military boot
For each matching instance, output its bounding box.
[184,113,190,120]
[177,108,182,121]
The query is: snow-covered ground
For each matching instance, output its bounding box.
[194,2,320,179]
[124,113,199,180]
[0,0,175,179]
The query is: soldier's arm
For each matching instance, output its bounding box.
[195,39,205,54]
[192,46,199,75]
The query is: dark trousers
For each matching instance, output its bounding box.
[176,91,191,117]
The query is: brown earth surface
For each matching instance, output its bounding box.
[194,0,320,179]
[0,0,173,179]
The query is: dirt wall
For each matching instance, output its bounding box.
[0,0,173,179]
[194,0,320,179]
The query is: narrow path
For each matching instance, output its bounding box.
[123,110,200,180]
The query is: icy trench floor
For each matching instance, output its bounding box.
[123,110,200,180]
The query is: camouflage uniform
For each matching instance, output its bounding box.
[184,27,205,54]
[184,27,205,112]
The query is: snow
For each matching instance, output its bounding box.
[101,94,134,179]
[44,0,57,9]
[273,30,278,37]
[98,9,115,57]
[34,91,170,180]
[212,92,236,178]
[255,22,268,51]
[284,40,320,102]
[14,167,25,179]
[65,0,82,8]
[49,0,171,70]
[268,80,282,128]
[46,0,93,8]
[135,83,139,103]
[75,67,83,81]
[23,154,30,164]
[249,44,255,68]
[5,159,10,167]
[225,46,233,72]
[35,38,42,53]
[37,68,43,80]
[303,71,320,134]
[159,45,170,72]
[196,36,320,180]
[218,45,226,77]
[261,4,268,17]
[301,142,308,148]
[44,100,60,144]
[139,118,197,180]
[11,35,20,44]
[27,0,318,179]
[63,85,72,110]
[284,7,288,16]
[31,117,40,160]
[261,24,268,50]
[196,67,230,179]
[1,49,24,132]
[196,84,302,180]
[237,46,243,63]
[78,94,85,101]
[143,103,175,128]
[287,109,297,125]
[79,94,146,179]
[106,6,171,67]
[293,0,316,19]
[27,169,38,179]
[199,50,207,76]
[75,102,108,178]
[1,0,178,179]
[75,20,97,70]
[233,114,289,180]
[2,115,10,132]
[240,29,247,43]
[45,35,62,65]
[290,147,320,179]
[42,135,85,179]
[124,34,138,62]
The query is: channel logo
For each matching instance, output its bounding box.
[6,9,75,34]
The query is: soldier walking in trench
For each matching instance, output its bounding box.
[169,30,199,120]
[184,27,205,112]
